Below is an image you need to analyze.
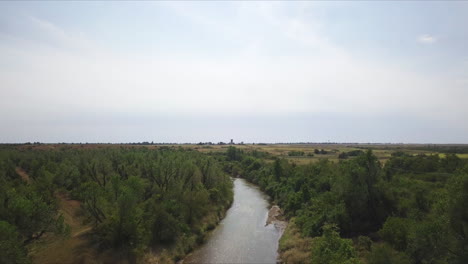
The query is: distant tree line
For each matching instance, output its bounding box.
[288,151,305,157]
[338,150,365,159]
[314,149,328,155]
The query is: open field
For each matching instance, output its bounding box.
[10,143,468,165]
[188,143,468,164]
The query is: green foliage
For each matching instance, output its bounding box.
[356,236,372,252]
[442,154,463,173]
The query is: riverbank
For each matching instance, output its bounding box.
[144,202,232,264]
[237,178,311,264]
[232,176,293,264]
[240,182,312,264]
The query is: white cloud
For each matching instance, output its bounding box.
[418,34,437,44]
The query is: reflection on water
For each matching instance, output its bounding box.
[184,178,282,264]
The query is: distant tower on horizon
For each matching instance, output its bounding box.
[230,139,234,145]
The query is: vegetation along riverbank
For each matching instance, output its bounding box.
[220,144,468,264]
[0,145,233,263]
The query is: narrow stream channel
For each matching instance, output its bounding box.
[184,178,283,264]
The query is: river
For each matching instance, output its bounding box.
[184,178,284,264]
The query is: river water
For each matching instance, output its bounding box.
[184,178,283,264]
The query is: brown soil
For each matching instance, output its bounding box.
[266,205,288,233]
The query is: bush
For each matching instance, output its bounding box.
[288,151,305,157]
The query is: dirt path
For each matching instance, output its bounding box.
[15,168,91,238]
[55,193,90,234]
[15,167,97,262]
[30,193,97,264]
[15,167,31,183]
[72,226,92,238]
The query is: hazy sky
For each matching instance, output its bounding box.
[1,1,467,143]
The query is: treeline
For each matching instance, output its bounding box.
[338,150,364,159]
[0,146,232,263]
[223,146,468,264]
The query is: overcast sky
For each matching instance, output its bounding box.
[1,1,467,143]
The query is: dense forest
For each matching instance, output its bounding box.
[222,146,468,264]
[0,146,233,263]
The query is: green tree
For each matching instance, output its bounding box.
[311,224,361,264]
[0,221,30,264]
[274,159,283,181]
[445,172,468,263]
[333,150,387,235]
